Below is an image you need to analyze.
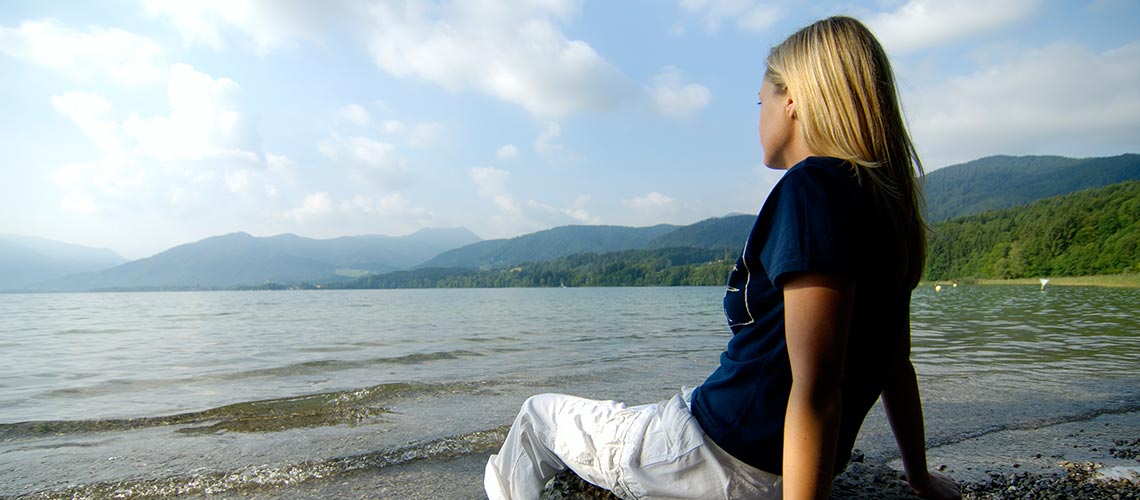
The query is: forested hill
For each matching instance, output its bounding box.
[417,224,679,269]
[647,214,753,252]
[337,247,734,289]
[923,154,1140,223]
[925,180,1140,280]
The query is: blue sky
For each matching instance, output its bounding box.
[2,0,1138,259]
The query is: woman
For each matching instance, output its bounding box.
[485,16,961,500]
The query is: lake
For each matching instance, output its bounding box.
[1,285,1138,498]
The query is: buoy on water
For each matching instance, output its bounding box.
[934,284,943,292]
[1040,278,1049,291]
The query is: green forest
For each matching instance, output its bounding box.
[923,180,1140,280]
[336,247,736,289]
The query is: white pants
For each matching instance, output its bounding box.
[484,389,781,500]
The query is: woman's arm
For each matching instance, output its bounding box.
[881,321,961,500]
[782,273,855,500]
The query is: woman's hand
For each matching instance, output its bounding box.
[908,469,961,500]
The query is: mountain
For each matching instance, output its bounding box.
[0,235,127,290]
[257,227,482,273]
[418,224,680,269]
[923,154,1140,223]
[925,180,1140,280]
[647,214,754,252]
[32,228,481,291]
[343,247,733,289]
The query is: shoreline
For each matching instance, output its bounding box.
[14,410,1138,499]
[165,410,1138,500]
[923,273,1140,289]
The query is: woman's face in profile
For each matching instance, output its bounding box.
[757,78,793,170]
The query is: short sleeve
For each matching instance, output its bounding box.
[759,163,859,287]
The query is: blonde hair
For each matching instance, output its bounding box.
[765,16,927,288]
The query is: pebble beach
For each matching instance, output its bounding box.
[545,441,1140,500]
[174,410,1138,499]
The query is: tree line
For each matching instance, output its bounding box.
[334,247,737,289]
[924,180,1140,280]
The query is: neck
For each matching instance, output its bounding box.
[779,128,816,169]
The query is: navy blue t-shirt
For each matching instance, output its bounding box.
[690,156,911,475]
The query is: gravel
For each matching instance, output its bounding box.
[541,442,1140,500]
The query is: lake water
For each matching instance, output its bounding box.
[1,286,1138,498]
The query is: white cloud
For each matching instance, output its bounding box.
[341,193,432,220]
[336,104,372,126]
[496,144,521,160]
[320,135,395,165]
[318,133,409,187]
[50,158,133,214]
[527,195,599,224]
[867,0,1038,54]
[468,166,518,212]
[467,166,598,236]
[622,191,681,224]
[142,1,631,115]
[224,169,255,193]
[51,92,121,153]
[284,191,435,229]
[535,121,563,156]
[907,41,1140,169]
[648,66,711,117]
[265,153,297,178]
[123,64,257,162]
[143,0,334,55]
[408,121,444,147]
[623,191,677,211]
[382,120,406,134]
[0,19,164,85]
[287,192,335,223]
[362,0,632,116]
[376,119,442,147]
[47,64,297,224]
[679,0,782,33]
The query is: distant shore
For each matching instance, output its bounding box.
[924,273,1140,289]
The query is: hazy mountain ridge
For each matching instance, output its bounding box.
[418,224,682,269]
[0,235,127,290]
[20,228,481,291]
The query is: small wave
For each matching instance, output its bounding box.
[461,335,519,343]
[3,379,501,441]
[9,426,510,499]
[39,350,483,400]
[216,350,484,380]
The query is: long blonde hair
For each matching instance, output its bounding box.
[765,16,927,288]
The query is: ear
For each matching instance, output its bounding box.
[784,93,797,120]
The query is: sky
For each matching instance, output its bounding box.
[2,0,1138,259]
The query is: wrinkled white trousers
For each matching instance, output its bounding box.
[484,389,781,500]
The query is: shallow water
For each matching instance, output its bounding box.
[1,286,1138,498]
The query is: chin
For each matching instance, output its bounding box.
[762,158,787,170]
